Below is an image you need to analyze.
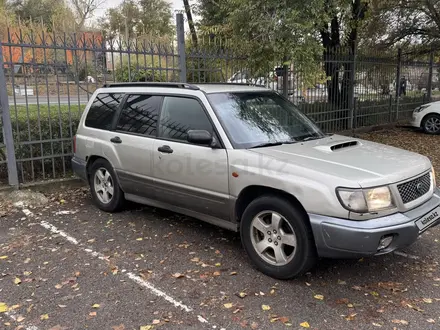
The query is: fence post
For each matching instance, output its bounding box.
[176,13,187,83]
[395,48,402,121]
[427,48,434,102]
[0,45,19,187]
[282,56,288,98]
[349,43,357,130]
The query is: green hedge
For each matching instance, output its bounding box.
[0,104,82,182]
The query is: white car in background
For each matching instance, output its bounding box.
[411,101,440,134]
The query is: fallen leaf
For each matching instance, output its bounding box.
[213,271,221,276]
[55,284,63,289]
[75,272,80,277]
[0,256,8,260]
[92,304,100,309]
[23,271,32,276]
[300,321,310,328]
[14,277,22,285]
[250,322,258,329]
[345,313,357,321]
[336,298,349,305]
[347,304,354,308]
[237,292,247,299]
[172,273,185,279]
[89,312,97,317]
[372,323,382,327]
[58,305,67,308]
[427,319,435,324]
[16,316,25,322]
[24,258,31,264]
[152,319,160,324]
[305,282,311,287]
[261,304,271,311]
[423,298,433,304]
[270,317,280,323]
[140,326,153,330]
[338,280,347,285]
[270,289,275,295]
[0,303,8,313]
[279,317,289,323]
[10,305,20,310]
[136,238,143,241]
[370,291,379,297]
[40,314,49,320]
[230,271,237,276]
[215,263,221,267]
[190,257,200,262]
[60,199,66,204]
[314,294,324,300]
[224,303,233,309]
[392,320,409,325]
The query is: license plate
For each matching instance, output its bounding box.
[416,207,440,231]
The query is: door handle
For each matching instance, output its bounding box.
[158,145,173,154]
[110,136,122,144]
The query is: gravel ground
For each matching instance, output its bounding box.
[1,127,440,330]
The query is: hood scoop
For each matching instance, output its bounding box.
[330,140,359,151]
[314,140,361,153]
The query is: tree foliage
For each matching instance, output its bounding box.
[99,0,173,40]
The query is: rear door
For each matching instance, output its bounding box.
[111,94,162,198]
[152,96,230,220]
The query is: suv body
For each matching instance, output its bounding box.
[72,82,440,279]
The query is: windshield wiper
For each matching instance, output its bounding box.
[249,141,295,149]
[296,135,324,142]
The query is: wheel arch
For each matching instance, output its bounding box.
[235,185,309,223]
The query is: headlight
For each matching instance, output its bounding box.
[337,186,394,213]
[414,105,429,113]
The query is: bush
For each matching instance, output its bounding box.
[0,105,83,182]
[115,62,170,82]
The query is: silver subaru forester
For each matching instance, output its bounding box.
[72,82,440,279]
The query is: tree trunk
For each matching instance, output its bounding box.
[183,0,198,47]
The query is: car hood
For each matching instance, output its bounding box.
[249,134,431,187]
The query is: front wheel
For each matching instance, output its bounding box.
[240,195,317,279]
[422,114,440,135]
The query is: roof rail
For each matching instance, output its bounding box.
[196,82,266,87]
[102,82,200,90]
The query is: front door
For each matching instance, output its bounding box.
[152,96,230,220]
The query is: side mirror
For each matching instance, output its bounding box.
[187,130,218,147]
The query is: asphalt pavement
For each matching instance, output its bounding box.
[1,186,440,330]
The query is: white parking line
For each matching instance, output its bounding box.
[39,220,194,313]
[33,214,227,328]
[4,308,39,330]
[393,251,420,260]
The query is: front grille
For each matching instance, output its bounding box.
[397,172,431,204]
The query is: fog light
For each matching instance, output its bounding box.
[378,235,394,250]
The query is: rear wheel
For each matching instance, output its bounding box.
[89,159,125,212]
[240,195,317,280]
[422,114,440,134]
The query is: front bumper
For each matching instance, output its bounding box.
[410,112,423,128]
[310,188,440,258]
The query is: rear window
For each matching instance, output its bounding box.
[85,93,124,130]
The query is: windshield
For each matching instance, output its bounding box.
[207,92,325,149]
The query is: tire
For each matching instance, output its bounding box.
[89,158,125,212]
[422,114,440,135]
[240,195,317,280]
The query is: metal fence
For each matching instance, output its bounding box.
[0,13,438,186]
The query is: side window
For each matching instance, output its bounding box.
[159,97,213,142]
[85,93,123,130]
[116,94,161,136]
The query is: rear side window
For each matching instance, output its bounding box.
[85,93,123,130]
[116,94,162,136]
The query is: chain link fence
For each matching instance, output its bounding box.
[0,14,438,186]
